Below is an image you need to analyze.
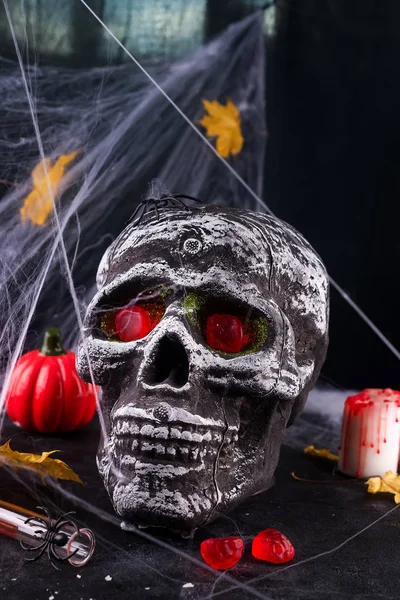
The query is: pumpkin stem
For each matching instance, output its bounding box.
[40,327,66,356]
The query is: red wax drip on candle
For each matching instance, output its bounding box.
[377,405,382,454]
[384,403,388,447]
[340,388,400,477]
[359,409,366,476]
[341,407,350,471]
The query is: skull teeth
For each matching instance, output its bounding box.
[113,438,209,463]
[181,431,192,442]
[113,418,233,445]
[115,421,139,435]
[112,418,237,464]
[169,427,182,439]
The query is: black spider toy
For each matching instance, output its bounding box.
[126,193,202,226]
[21,507,80,570]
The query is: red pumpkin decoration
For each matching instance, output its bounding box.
[5,328,97,433]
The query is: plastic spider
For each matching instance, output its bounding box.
[21,506,79,570]
[126,193,202,226]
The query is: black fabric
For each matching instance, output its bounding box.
[0,414,397,600]
[264,1,400,391]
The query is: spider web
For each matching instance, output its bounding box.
[0,1,399,599]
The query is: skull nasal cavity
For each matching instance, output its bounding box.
[146,336,189,388]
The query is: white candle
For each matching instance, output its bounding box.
[338,388,400,478]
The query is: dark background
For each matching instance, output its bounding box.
[0,0,399,390]
[263,0,400,391]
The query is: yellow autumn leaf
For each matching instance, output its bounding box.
[0,440,83,485]
[20,148,81,226]
[199,99,244,158]
[304,445,339,463]
[366,471,400,503]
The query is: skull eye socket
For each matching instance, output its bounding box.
[190,295,269,355]
[205,314,248,353]
[115,306,153,341]
[100,299,165,342]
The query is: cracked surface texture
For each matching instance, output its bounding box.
[77,203,329,534]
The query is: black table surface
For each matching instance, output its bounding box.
[0,411,398,600]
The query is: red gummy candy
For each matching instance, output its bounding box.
[205,314,245,353]
[251,528,295,564]
[200,536,244,570]
[115,306,152,341]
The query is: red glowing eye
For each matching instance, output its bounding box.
[205,314,245,353]
[115,306,153,342]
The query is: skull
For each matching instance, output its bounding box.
[77,203,329,535]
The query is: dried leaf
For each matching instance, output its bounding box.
[366,471,400,503]
[199,99,244,158]
[304,445,339,463]
[20,149,81,226]
[0,440,83,485]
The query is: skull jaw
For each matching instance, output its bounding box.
[95,385,292,534]
[110,477,216,535]
[97,439,218,534]
[96,412,286,535]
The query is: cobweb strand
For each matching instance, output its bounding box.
[78,0,400,365]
